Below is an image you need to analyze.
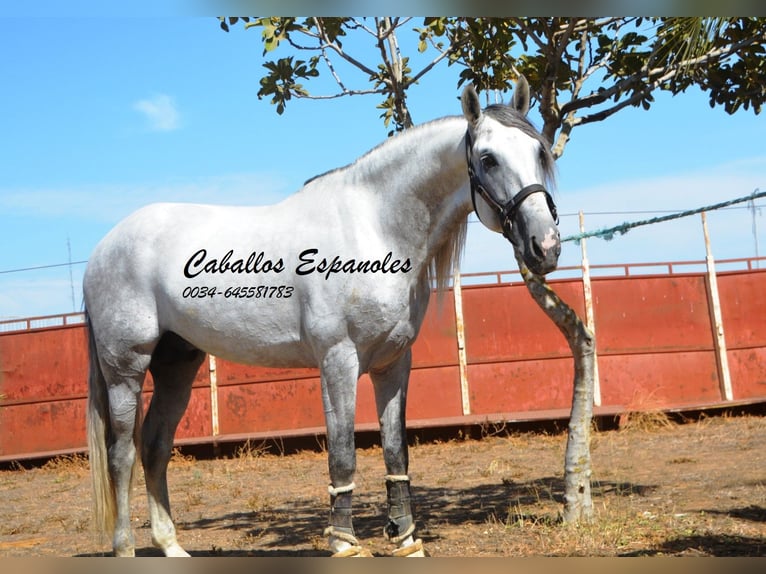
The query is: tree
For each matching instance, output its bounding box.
[219,17,424,134]
[218,16,765,525]
[220,17,766,154]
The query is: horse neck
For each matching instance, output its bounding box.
[352,117,472,288]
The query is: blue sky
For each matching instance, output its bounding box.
[1,16,765,320]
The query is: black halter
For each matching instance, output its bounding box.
[465,130,558,241]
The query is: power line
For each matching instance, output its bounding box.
[0,260,88,275]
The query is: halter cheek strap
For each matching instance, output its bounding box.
[465,130,558,240]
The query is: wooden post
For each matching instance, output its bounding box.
[452,270,471,416]
[701,212,733,401]
[209,354,220,437]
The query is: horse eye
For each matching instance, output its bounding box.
[480,154,498,170]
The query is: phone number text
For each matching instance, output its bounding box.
[182,285,294,299]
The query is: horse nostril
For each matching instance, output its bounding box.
[531,237,545,260]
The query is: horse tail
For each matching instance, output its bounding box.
[86,310,117,540]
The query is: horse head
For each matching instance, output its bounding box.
[462,76,561,275]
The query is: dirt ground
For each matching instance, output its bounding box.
[1,409,764,557]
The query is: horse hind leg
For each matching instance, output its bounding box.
[142,332,205,557]
[87,323,151,557]
[107,381,145,557]
[370,350,426,557]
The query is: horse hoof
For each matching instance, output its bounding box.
[163,544,191,557]
[113,548,135,557]
[332,545,374,557]
[392,538,427,557]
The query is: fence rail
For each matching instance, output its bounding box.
[0,312,86,334]
[2,253,766,461]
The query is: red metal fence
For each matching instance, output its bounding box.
[2,257,765,461]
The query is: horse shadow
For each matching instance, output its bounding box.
[75,475,659,557]
[704,505,766,523]
[413,476,658,531]
[621,533,765,556]
[620,505,766,556]
[75,484,766,557]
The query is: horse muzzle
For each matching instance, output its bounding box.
[526,226,561,275]
[510,221,560,276]
[493,185,560,276]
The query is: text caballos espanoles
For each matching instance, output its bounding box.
[183,248,412,281]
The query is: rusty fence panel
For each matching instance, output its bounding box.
[2,260,766,461]
[0,326,89,458]
[459,279,583,417]
[591,274,723,410]
[717,270,766,400]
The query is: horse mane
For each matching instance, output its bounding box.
[302,118,468,293]
[429,207,467,294]
[303,108,554,294]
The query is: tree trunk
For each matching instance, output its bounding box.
[515,253,595,523]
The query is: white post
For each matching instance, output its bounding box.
[701,212,733,401]
[208,354,220,437]
[452,270,471,416]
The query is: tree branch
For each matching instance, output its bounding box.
[576,90,648,126]
[408,45,462,86]
[292,89,384,100]
[312,17,380,79]
[559,32,760,118]
[554,18,579,60]
[511,17,547,51]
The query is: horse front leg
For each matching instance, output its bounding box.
[370,349,425,557]
[320,341,371,557]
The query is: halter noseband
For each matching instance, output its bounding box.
[465,130,558,240]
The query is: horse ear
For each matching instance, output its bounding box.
[461,84,482,126]
[512,75,530,116]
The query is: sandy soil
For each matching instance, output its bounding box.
[1,411,764,557]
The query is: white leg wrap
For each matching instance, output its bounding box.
[392,538,426,557]
[323,526,360,546]
[328,481,356,496]
[387,522,416,544]
[384,474,410,482]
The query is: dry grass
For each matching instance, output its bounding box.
[617,409,674,432]
[233,439,271,464]
[0,412,764,557]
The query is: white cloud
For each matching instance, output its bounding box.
[133,93,181,132]
[0,276,81,321]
